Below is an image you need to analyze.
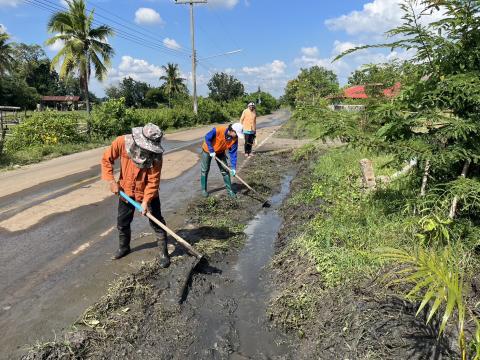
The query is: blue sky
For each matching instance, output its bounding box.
[0,0,418,97]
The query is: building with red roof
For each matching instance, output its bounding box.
[341,82,401,99]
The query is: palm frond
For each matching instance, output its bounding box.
[379,246,465,338]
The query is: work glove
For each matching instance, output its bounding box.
[209,152,216,158]
[230,169,236,177]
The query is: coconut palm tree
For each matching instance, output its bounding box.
[159,63,187,107]
[0,32,15,75]
[46,0,114,115]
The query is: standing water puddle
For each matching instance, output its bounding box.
[195,174,294,359]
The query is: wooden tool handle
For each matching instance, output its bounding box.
[145,213,202,259]
[214,157,255,192]
[119,191,202,259]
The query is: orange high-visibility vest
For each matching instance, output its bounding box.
[202,126,237,154]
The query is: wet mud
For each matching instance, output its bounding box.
[21,152,299,360]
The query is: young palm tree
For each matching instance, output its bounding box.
[159,63,187,107]
[45,0,114,114]
[0,32,15,75]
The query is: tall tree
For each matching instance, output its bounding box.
[45,0,114,114]
[159,63,187,107]
[0,32,15,75]
[207,72,245,102]
[283,66,339,107]
[106,77,151,108]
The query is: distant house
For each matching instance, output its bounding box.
[40,96,81,111]
[342,82,402,99]
[326,82,401,112]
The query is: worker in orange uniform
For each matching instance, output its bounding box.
[239,102,257,157]
[101,123,170,268]
[201,123,244,198]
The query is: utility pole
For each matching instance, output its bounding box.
[175,0,207,115]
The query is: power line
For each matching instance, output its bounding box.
[23,0,191,60]
[86,0,192,54]
[43,0,191,56]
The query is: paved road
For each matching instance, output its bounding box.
[0,110,289,358]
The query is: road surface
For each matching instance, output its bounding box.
[0,110,289,358]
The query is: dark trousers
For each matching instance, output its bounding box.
[200,151,229,178]
[244,133,255,155]
[117,196,167,239]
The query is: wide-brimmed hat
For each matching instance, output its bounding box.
[231,122,244,140]
[132,123,164,154]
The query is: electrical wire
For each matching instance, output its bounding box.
[86,0,192,54]
[23,0,191,60]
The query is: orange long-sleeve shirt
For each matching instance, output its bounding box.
[101,135,162,203]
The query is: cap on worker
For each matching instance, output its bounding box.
[132,123,164,154]
[231,123,244,139]
[248,102,255,107]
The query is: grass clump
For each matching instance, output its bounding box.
[290,147,419,287]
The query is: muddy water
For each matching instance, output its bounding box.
[197,174,294,359]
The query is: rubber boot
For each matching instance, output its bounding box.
[113,228,131,260]
[223,173,236,199]
[157,232,170,268]
[201,175,209,198]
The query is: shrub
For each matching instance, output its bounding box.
[130,108,175,130]
[197,97,229,124]
[5,111,86,152]
[90,98,136,138]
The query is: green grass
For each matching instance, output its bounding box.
[291,147,420,287]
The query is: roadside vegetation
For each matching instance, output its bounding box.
[271,1,480,358]
[0,0,278,169]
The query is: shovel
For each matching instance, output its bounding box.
[119,191,203,260]
[214,157,271,208]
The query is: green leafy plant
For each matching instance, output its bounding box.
[380,246,467,359]
[415,214,453,246]
[5,111,86,152]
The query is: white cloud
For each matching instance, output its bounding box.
[332,40,361,55]
[242,60,286,76]
[134,8,164,25]
[207,0,239,9]
[301,47,319,57]
[108,55,165,85]
[325,0,445,37]
[47,39,64,52]
[0,0,22,7]
[163,37,181,50]
[325,0,403,35]
[0,24,7,34]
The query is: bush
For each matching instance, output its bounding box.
[90,98,137,138]
[5,111,86,152]
[197,97,229,124]
[130,108,175,130]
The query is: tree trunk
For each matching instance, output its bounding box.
[84,77,90,114]
[420,159,431,196]
[448,160,471,219]
[360,158,376,191]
